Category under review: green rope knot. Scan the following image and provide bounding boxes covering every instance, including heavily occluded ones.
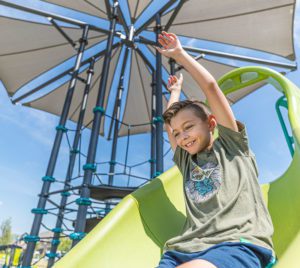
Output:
[70,149,80,154]
[93,106,105,114]
[153,116,164,124]
[56,125,68,133]
[148,158,156,163]
[76,197,92,206]
[42,176,55,182]
[109,160,117,166]
[83,163,97,172]
[69,232,86,241]
[24,235,40,243]
[51,239,60,246]
[31,208,48,214]
[46,252,59,258]
[61,191,71,197]
[52,228,63,233]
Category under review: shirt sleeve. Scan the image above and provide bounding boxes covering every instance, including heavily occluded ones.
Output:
[172,145,189,174]
[217,120,251,156]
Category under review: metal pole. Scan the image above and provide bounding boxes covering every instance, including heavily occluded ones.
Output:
[72,1,118,247]
[155,14,164,177]
[108,47,130,185]
[151,72,156,178]
[169,58,176,75]
[47,59,95,268]
[182,46,297,70]
[22,25,89,267]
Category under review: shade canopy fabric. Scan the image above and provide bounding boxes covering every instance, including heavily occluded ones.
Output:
[45,0,296,60]
[0,15,105,96]
[152,0,296,60]
[25,47,122,136]
[0,0,297,138]
[43,0,108,19]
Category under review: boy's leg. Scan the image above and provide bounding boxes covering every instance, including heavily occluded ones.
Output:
[176,259,217,268]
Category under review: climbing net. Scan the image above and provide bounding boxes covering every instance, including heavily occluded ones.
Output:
[23,109,172,263]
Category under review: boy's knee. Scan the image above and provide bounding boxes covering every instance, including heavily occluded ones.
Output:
[176,259,217,268]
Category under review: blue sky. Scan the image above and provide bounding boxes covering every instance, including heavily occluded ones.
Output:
[0,1,299,235]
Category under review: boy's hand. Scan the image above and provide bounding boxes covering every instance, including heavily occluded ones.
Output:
[167,73,183,94]
[156,31,184,60]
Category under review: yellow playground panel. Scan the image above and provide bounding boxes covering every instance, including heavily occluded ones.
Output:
[54,67,300,268]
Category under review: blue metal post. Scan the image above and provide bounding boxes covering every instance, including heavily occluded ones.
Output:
[72,1,118,247]
[154,14,164,177]
[47,59,95,267]
[22,25,89,267]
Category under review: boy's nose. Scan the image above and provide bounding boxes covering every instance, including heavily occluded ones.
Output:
[180,132,189,141]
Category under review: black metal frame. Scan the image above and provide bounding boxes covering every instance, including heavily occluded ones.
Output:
[47,58,95,268]
[22,24,90,267]
[72,0,119,247]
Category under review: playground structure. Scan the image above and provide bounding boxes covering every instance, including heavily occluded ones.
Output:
[0,0,298,267]
[54,66,300,267]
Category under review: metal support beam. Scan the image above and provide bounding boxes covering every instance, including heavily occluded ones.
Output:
[183,46,297,70]
[22,25,90,267]
[136,37,297,71]
[0,0,91,30]
[108,47,130,185]
[0,0,123,35]
[169,58,176,75]
[72,0,118,247]
[155,14,164,177]
[47,58,95,268]
[48,17,77,49]
[12,41,121,104]
[151,72,156,178]
[135,0,177,35]
[164,0,186,31]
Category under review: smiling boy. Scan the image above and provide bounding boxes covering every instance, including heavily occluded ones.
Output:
[155,32,276,268]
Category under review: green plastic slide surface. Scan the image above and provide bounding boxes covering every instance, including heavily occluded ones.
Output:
[54,67,300,268]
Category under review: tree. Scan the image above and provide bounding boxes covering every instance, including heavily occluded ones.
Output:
[58,237,72,253]
[0,218,12,245]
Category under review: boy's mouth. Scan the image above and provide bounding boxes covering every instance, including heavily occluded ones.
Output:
[185,140,196,148]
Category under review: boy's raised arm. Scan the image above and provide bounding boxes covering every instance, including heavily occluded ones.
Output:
[164,74,183,152]
[156,31,238,132]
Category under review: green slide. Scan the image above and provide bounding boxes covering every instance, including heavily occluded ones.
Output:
[54,67,300,268]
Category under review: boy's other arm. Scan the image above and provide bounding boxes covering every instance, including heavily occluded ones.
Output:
[157,32,238,132]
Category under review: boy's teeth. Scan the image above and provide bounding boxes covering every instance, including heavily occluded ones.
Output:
[186,141,194,147]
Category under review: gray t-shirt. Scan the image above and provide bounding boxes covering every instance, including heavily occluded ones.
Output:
[163,120,275,256]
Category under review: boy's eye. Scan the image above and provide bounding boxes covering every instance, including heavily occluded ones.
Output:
[185,125,193,130]
[173,132,179,138]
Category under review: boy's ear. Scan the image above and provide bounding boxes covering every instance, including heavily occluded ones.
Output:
[207,114,217,131]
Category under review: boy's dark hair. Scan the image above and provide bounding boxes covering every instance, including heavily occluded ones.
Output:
[163,100,211,125]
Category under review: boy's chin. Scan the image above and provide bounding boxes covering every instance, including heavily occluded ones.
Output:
[185,146,201,155]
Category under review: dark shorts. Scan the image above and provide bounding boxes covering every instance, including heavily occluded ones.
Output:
[156,242,276,268]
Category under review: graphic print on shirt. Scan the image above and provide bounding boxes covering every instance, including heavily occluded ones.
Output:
[185,160,222,203]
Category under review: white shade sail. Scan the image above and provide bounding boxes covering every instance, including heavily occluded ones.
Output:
[43,0,108,19]
[0,0,297,138]
[156,0,296,60]
[0,16,106,96]
[24,47,122,136]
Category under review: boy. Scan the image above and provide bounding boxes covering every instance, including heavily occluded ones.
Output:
[155,32,276,268]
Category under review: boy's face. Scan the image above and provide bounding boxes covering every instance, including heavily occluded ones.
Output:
[170,109,215,155]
